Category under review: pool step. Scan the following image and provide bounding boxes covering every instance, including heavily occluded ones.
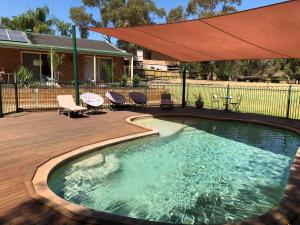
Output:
[63,154,120,200]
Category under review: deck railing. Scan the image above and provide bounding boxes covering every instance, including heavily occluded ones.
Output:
[1,82,300,120]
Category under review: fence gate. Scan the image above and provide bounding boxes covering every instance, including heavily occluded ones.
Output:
[0,82,18,117]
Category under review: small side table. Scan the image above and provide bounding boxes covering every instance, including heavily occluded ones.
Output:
[220,96,233,111]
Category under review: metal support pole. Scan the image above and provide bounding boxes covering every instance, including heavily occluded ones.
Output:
[0,82,3,118]
[130,56,134,83]
[72,25,80,105]
[14,82,19,113]
[93,55,97,82]
[50,50,54,81]
[225,84,230,111]
[286,85,292,119]
[182,64,187,108]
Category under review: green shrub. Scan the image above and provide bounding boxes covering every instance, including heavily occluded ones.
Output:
[16,66,33,87]
[120,74,128,86]
[132,75,141,87]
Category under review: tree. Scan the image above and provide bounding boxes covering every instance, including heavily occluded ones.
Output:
[54,19,72,37]
[167,6,186,23]
[186,0,242,18]
[121,0,166,26]
[282,59,300,83]
[0,6,54,34]
[49,49,65,81]
[70,0,165,44]
[69,6,93,38]
[0,6,72,37]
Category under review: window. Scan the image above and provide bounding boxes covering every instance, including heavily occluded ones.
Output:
[21,52,51,81]
[84,56,113,83]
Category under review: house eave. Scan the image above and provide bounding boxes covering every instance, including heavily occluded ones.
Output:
[0,41,132,57]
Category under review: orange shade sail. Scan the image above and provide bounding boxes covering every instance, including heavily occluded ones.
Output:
[88,0,300,62]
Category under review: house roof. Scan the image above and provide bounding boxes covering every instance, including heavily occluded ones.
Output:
[0,31,131,57]
[272,71,288,78]
[88,0,300,62]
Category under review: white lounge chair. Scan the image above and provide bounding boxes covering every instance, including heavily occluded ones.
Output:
[80,92,104,113]
[57,95,88,118]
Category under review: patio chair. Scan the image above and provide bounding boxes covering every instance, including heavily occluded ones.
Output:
[230,95,242,112]
[211,94,221,109]
[160,93,174,110]
[129,92,148,108]
[105,91,126,111]
[80,92,104,113]
[57,95,88,118]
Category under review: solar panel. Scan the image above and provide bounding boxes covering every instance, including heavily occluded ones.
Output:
[7,30,23,36]
[0,29,28,43]
[9,34,28,43]
[7,30,28,43]
[0,33,9,41]
[0,29,9,41]
[0,29,7,34]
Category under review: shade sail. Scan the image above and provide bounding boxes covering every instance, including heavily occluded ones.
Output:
[88,0,300,62]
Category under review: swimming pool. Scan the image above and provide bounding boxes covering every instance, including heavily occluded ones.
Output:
[48,117,300,225]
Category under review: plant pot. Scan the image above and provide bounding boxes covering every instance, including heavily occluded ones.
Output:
[195,101,204,108]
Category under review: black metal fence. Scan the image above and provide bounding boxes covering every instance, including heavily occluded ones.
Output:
[1,82,300,120]
[183,84,300,119]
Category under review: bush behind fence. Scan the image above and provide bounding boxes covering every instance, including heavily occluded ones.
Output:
[1,82,300,120]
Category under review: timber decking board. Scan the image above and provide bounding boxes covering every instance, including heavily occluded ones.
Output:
[0,108,300,225]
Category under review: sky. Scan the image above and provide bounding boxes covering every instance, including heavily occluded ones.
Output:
[0,0,287,40]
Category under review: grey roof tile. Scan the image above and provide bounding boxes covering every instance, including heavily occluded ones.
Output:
[28,33,123,53]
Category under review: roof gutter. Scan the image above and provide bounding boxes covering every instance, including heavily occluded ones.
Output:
[0,41,132,57]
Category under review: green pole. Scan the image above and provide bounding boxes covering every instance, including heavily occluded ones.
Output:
[182,64,187,108]
[286,85,292,119]
[72,25,79,105]
[225,84,230,111]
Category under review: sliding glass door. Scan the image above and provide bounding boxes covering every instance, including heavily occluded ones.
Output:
[22,52,51,81]
[22,53,41,80]
[97,58,113,83]
[83,57,94,81]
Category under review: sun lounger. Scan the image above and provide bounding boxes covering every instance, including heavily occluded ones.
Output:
[160,93,174,110]
[57,95,88,117]
[80,92,104,113]
[129,92,148,108]
[105,91,126,110]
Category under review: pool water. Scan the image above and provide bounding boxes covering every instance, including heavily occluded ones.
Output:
[49,117,300,225]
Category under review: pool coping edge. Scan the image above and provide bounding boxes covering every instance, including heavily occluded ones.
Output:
[30,113,300,225]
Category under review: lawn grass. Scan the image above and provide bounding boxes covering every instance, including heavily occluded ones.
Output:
[165,84,300,120]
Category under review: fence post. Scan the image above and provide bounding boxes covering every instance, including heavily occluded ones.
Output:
[225,84,230,111]
[182,65,187,108]
[14,82,19,113]
[286,85,292,119]
[186,83,190,106]
[0,82,3,118]
[72,25,80,105]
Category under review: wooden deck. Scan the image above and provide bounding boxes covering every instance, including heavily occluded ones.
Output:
[1,108,300,225]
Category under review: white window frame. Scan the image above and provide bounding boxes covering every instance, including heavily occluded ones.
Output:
[21,51,53,81]
[84,55,114,83]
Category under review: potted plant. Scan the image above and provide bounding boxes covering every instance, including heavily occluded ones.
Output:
[120,74,128,86]
[132,75,141,87]
[193,92,204,108]
[16,66,33,87]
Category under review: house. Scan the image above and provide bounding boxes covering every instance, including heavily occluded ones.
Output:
[271,71,289,83]
[0,29,132,83]
[134,49,179,71]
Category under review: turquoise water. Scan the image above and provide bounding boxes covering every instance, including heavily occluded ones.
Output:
[49,117,300,225]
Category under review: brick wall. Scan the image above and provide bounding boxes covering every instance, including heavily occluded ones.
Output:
[0,48,21,73]
[0,47,125,82]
